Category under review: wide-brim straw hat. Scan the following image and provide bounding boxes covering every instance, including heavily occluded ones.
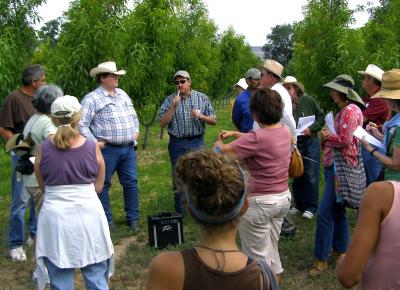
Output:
[324,75,365,108]
[283,76,305,94]
[358,64,384,82]
[371,69,400,100]
[89,61,126,78]
[261,59,284,80]
[5,133,32,153]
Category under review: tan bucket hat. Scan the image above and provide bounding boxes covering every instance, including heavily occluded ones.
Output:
[358,64,384,82]
[262,59,284,80]
[371,69,400,100]
[283,76,305,94]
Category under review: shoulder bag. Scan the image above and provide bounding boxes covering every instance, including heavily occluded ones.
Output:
[333,145,366,208]
[289,139,304,178]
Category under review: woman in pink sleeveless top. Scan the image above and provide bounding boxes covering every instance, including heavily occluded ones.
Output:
[336,181,400,289]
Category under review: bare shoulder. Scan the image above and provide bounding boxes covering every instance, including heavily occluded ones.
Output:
[147,251,184,290]
[362,181,394,216]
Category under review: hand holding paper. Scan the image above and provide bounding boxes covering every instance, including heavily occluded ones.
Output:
[353,126,384,150]
[296,115,315,136]
[325,112,336,135]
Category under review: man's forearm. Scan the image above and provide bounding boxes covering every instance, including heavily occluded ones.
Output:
[159,106,175,128]
[200,115,217,125]
[0,127,13,141]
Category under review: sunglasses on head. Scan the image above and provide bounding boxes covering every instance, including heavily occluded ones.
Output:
[175,79,187,85]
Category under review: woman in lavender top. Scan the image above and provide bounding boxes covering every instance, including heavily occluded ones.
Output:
[34,95,113,290]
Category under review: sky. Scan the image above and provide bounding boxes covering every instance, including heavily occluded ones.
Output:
[35,0,380,47]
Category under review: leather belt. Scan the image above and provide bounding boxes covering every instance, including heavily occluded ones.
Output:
[168,133,203,140]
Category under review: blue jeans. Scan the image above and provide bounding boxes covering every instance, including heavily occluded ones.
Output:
[99,144,139,224]
[314,165,349,260]
[9,153,37,249]
[168,135,204,213]
[292,136,320,213]
[44,257,109,290]
[361,146,382,186]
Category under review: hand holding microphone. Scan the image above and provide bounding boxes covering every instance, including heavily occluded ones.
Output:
[173,91,181,108]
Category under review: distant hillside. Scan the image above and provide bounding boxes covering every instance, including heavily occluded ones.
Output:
[251,46,264,59]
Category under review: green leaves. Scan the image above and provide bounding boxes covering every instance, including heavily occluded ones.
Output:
[263,24,293,67]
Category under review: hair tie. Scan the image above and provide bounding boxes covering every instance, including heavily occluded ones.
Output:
[185,166,247,224]
[58,124,71,128]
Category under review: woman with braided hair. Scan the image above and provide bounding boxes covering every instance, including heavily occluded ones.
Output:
[146,149,278,290]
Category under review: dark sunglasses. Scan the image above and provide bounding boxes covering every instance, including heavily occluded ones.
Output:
[175,80,187,85]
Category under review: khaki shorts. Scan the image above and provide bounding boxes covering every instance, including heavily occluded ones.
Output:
[238,189,291,275]
[25,187,44,218]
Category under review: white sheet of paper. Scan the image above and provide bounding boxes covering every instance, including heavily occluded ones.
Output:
[296,115,315,136]
[253,121,260,130]
[325,112,337,135]
[353,126,384,150]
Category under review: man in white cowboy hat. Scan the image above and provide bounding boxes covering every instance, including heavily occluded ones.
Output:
[358,64,390,185]
[159,70,216,214]
[258,59,296,136]
[0,64,46,262]
[80,61,140,232]
[283,76,324,220]
[232,68,261,132]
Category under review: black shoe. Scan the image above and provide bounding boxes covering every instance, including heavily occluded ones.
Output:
[127,221,140,233]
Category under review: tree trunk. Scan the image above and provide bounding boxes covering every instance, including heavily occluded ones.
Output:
[141,107,159,149]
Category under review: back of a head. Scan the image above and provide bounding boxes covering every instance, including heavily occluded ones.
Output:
[32,85,63,114]
[250,87,283,125]
[21,64,45,86]
[175,149,246,229]
[51,95,82,150]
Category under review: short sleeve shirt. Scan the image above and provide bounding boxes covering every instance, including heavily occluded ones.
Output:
[22,114,57,187]
[230,126,291,196]
[159,90,216,138]
[0,89,37,134]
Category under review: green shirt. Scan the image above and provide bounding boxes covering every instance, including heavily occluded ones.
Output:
[384,126,400,181]
[293,95,324,136]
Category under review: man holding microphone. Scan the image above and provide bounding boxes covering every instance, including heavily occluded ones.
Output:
[159,70,216,214]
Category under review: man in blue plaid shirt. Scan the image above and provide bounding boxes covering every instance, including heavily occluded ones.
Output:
[80,61,140,232]
[159,70,217,214]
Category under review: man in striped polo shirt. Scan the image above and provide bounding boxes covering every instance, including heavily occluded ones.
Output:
[159,70,217,214]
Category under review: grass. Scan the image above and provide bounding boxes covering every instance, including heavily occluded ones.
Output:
[0,108,355,289]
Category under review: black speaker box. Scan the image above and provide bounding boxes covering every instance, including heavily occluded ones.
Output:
[148,212,184,249]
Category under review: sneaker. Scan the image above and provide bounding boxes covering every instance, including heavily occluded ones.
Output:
[302,210,314,220]
[289,207,301,215]
[308,260,328,277]
[26,235,34,246]
[10,247,27,262]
